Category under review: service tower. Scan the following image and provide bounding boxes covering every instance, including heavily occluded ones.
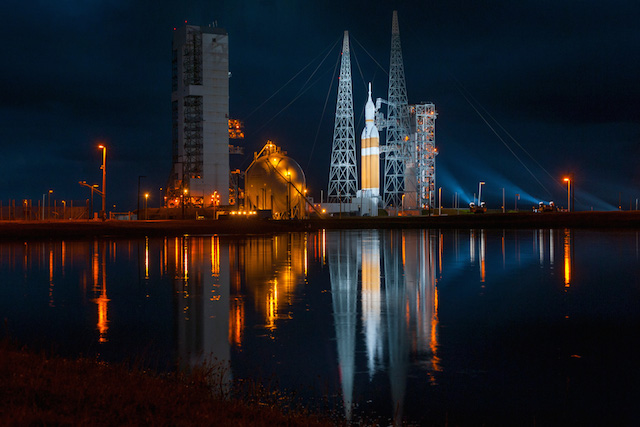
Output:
[358,83,380,216]
[166,24,230,207]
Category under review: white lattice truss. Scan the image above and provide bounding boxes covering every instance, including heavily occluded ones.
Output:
[383,11,411,208]
[327,31,358,203]
[413,104,438,208]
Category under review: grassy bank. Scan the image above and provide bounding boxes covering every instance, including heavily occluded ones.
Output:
[0,343,337,426]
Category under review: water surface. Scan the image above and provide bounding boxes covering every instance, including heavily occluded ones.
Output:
[1,229,639,424]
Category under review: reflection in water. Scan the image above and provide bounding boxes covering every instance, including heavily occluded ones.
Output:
[564,229,572,287]
[92,240,109,343]
[361,231,382,378]
[328,231,359,421]
[166,236,232,391]
[4,226,629,425]
[238,234,308,331]
[469,230,486,282]
[327,229,439,423]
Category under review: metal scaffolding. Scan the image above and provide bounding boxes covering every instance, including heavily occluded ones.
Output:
[412,104,437,209]
[183,95,203,181]
[327,31,358,203]
[383,11,411,208]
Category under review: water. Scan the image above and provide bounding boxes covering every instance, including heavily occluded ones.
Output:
[1,229,640,424]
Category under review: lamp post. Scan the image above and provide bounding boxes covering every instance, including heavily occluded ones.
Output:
[98,144,107,220]
[137,175,146,218]
[47,189,53,220]
[564,177,571,212]
[182,188,188,220]
[286,171,291,219]
[144,193,149,220]
[515,193,520,211]
[478,181,485,205]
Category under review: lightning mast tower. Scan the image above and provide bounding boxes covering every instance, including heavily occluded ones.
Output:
[383,11,411,208]
[328,31,358,203]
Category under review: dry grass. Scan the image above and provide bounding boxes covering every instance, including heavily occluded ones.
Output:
[0,342,338,426]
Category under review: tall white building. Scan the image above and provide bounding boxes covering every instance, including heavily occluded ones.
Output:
[167,24,229,207]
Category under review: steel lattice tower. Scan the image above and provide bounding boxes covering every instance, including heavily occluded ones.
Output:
[383,11,411,208]
[413,104,438,208]
[328,31,358,203]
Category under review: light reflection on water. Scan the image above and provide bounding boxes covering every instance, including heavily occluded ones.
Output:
[1,229,640,424]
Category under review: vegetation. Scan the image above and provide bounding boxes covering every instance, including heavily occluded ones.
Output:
[0,342,338,426]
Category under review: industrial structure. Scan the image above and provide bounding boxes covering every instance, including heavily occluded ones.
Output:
[245,141,307,219]
[327,11,438,215]
[166,24,230,208]
[327,31,358,204]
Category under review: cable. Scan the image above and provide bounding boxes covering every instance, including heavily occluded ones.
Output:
[242,36,341,121]
[307,52,341,170]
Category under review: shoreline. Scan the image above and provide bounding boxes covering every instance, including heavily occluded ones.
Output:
[1,211,640,240]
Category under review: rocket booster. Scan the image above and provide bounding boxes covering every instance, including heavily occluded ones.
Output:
[361,83,380,196]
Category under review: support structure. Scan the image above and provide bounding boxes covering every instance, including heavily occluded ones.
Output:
[383,11,411,208]
[328,31,358,204]
[412,104,437,209]
[167,24,230,208]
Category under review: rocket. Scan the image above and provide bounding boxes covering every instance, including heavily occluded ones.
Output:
[361,82,380,197]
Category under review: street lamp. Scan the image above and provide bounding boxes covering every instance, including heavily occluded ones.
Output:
[286,171,291,219]
[564,177,571,212]
[144,193,149,220]
[478,181,485,205]
[515,193,520,211]
[98,144,107,220]
[182,188,188,219]
[47,189,53,220]
[137,175,146,218]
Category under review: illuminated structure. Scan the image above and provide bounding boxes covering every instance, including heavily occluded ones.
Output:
[357,83,380,216]
[412,104,437,209]
[166,24,230,206]
[381,11,411,209]
[327,31,358,204]
[245,141,307,219]
[326,12,438,214]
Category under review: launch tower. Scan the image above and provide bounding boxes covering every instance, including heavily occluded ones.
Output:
[382,11,411,208]
[327,31,358,204]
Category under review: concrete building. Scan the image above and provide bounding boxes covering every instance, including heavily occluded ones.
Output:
[166,24,230,207]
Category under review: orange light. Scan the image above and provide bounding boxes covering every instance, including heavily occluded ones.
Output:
[563,177,570,182]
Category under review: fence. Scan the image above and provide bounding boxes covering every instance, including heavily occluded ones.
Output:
[0,199,93,220]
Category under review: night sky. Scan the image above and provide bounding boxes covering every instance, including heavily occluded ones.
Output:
[2,0,639,211]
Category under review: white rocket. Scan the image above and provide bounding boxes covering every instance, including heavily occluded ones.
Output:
[361,82,380,198]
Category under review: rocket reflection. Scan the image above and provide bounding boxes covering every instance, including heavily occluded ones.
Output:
[327,229,439,423]
[328,231,359,421]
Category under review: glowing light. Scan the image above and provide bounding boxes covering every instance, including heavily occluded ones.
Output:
[144,236,149,279]
[564,229,571,287]
[211,236,219,277]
